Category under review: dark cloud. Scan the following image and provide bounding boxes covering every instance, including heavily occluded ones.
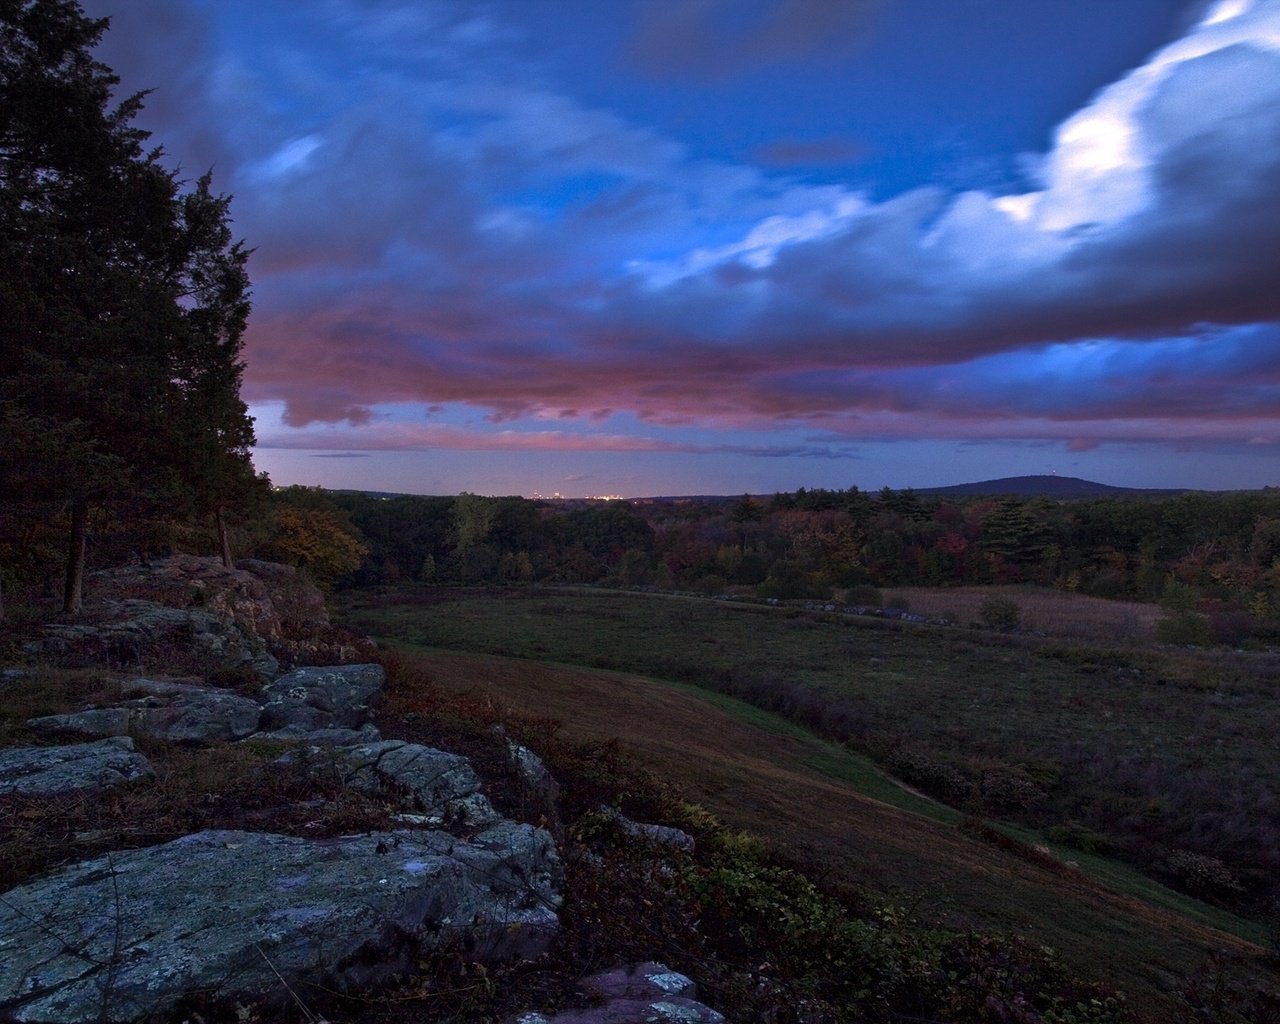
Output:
[753,137,865,166]
[83,0,1280,457]
[627,0,883,81]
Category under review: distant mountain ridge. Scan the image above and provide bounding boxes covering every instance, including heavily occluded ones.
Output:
[914,475,1187,499]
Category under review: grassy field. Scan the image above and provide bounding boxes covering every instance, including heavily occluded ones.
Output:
[336,585,1280,955]
[882,585,1164,641]
[364,639,1272,1021]
[338,585,1280,911]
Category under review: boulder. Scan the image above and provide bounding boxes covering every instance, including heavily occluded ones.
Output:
[28,686,263,745]
[337,740,502,828]
[509,963,725,1024]
[0,737,153,797]
[604,809,695,855]
[259,663,384,732]
[88,556,324,645]
[42,557,367,670]
[24,599,278,679]
[507,742,562,833]
[0,825,562,1024]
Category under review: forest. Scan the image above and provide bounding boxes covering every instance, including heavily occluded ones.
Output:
[7,473,1280,648]
[272,482,1280,644]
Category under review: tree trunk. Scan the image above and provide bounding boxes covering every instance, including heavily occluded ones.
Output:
[63,498,89,614]
[216,506,233,568]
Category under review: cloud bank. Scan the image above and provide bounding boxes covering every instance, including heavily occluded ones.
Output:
[86,0,1280,470]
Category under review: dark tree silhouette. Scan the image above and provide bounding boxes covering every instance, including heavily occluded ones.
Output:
[0,0,257,610]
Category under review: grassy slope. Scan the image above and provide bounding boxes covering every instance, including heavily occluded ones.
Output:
[356,628,1267,1021]
[341,587,1280,885]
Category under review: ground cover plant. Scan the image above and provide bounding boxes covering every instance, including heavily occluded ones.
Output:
[337,586,1280,932]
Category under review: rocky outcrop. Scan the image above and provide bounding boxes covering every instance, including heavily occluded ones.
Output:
[89,556,326,643]
[23,666,386,749]
[259,663,384,732]
[0,737,153,797]
[0,825,562,1024]
[604,809,696,855]
[25,557,370,674]
[28,684,264,745]
[25,599,279,678]
[510,963,725,1024]
[334,740,503,828]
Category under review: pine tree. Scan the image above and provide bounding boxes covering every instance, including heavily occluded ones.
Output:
[0,0,257,611]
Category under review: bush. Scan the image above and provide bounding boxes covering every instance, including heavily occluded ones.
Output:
[1165,849,1244,905]
[1046,822,1113,856]
[979,594,1021,631]
[1154,611,1212,646]
[845,584,883,607]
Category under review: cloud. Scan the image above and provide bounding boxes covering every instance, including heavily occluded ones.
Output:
[627,0,883,81]
[255,419,852,459]
[86,0,1280,458]
[753,137,865,166]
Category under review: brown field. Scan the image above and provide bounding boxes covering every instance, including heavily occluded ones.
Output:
[390,643,1270,1022]
[882,585,1164,640]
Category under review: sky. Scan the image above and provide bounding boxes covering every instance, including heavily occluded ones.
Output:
[83,0,1280,497]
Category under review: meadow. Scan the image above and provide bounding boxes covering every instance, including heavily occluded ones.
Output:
[337,585,1280,936]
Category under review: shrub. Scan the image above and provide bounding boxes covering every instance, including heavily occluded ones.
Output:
[845,584,883,607]
[888,746,972,804]
[1165,849,1244,905]
[1154,611,1212,646]
[979,594,1021,631]
[1046,822,1113,856]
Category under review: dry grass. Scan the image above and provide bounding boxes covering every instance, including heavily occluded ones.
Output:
[882,586,1164,640]
[391,643,1271,1023]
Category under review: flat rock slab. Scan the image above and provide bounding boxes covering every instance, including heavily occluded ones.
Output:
[0,824,562,1024]
[338,740,502,828]
[27,687,263,745]
[511,963,725,1024]
[0,737,153,797]
[259,663,384,732]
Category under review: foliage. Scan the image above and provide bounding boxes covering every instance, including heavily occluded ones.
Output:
[979,593,1022,631]
[1155,611,1213,646]
[0,0,256,609]
[258,487,367,587]
[321,485,1280,647]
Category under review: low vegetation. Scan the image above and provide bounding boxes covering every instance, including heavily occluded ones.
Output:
[338,586,1280,935]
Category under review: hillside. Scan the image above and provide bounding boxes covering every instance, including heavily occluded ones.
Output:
[914,474,1188,499]
[386,643,1263,1022]
[339,584,1280,1021]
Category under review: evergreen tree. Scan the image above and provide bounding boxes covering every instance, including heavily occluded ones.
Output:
[0,0,256,609]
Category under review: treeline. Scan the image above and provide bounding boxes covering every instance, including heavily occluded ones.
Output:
[10,478,1280,643]
[285,484,1280,642]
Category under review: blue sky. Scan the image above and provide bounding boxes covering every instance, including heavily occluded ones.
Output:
[86,0,1280,495]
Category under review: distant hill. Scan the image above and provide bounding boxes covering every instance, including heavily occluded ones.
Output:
[915,475,1187,499]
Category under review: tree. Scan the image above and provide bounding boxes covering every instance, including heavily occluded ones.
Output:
[0,1,256,610]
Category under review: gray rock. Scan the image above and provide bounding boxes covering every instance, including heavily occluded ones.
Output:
[605,809,695,855]
[28,686,263,745]
[337,740,502,828]
[248,723,382,746]
[0,825,562,1024]
[25,599,277,678]
[259,664,384,732]
[0,737,153,797]
[508,963,724,1024]
[509,743,560,808]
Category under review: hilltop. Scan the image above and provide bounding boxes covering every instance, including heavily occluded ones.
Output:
[913,474,1189,499]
